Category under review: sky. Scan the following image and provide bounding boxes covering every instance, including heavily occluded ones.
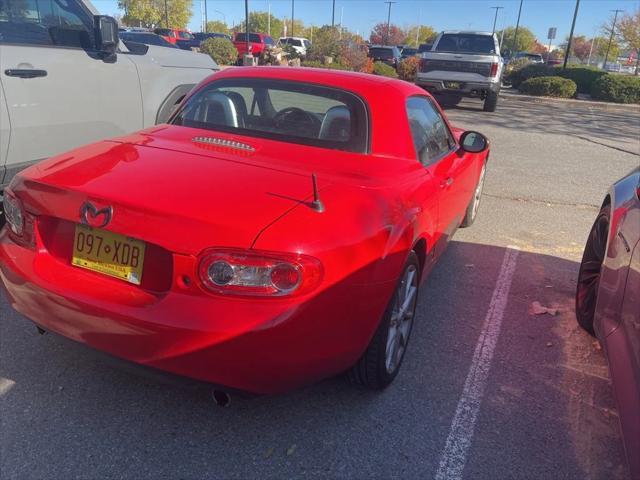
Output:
[94,0,639,46]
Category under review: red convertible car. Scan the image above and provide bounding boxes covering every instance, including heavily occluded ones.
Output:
[576,167,640,478]
[0,67,489,396]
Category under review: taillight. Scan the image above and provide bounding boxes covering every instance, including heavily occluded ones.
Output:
[420,58,428,72]
[3,191,35,249]
[490,62,498,77]
[4,192,24,236]
[198,249,322,297]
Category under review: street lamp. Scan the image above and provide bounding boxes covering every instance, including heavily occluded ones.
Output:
[490,6,504,35]
[603,9,624,69]
[384,1,396,46]
[562,0,580,69]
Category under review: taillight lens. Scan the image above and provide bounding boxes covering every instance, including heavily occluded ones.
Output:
[198,249,322,297]
[4,192,24,236]
[490,62,498,77]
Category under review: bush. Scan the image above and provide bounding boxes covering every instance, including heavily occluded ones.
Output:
[556,66,607,94]
[397,57,420,82]
[503,57,531,84]
[338,43,370,73]
[301,60,352,70]
[282,44,301,60]
[590,74,640,104]
[306,25,341,62]
[200,37,237,65]
[372,61,398,78]
[519,76,577,98]
[510,63,556,88]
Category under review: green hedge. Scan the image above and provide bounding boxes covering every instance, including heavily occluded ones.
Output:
[519,76,577,98]
[556,66,608,94]
[199,37,238,65]
[301,60,352,70]
[591,74,640,104]
[510,64,556,88]
[372,61,398,78]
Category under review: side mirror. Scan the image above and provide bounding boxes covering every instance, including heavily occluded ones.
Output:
[94,15,119,56]
[459,131,488,153]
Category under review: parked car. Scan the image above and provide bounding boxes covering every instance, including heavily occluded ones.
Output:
[604,62,622,72]
[194,32,232,43]
[0,0,218,197]
[278,36,311,56]
[401,47,418,59]
[1,67,489,397]
[513,52,544,64]
[173,31,202,51]
[368,45,402,69]
[233,32,276,58]
[416,31,504,112]
[119,31,177,48]
[153,28,195,46]
[575,167,640,479]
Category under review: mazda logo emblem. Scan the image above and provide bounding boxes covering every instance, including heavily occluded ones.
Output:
[79,201,112,228]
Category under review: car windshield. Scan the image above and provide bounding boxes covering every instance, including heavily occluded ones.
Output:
[171,78,368,153]
[435,34,496,54]
[369,47,393,58]
[235,33,261,43]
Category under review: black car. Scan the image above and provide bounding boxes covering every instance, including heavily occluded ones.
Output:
[368,45,402,69]
[119,31,177,48]
[401,47,418,59]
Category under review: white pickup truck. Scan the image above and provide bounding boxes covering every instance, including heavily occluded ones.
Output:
[0,0,218,194]
[415,31,503,112]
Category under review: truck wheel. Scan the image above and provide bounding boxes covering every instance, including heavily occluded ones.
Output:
[483,91,499,112]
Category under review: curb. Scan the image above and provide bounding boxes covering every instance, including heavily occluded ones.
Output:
[500,89,640,113]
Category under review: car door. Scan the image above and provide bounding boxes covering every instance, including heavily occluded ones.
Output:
[0,0,143,184]
[405,96,471,240]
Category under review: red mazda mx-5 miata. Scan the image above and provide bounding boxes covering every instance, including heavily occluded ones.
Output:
[1,67,489,395]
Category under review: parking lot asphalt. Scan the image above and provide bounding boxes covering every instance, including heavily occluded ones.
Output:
[1,95,639,479]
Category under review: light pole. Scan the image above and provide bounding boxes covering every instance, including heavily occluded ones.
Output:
[332,0,336,27]
[244,0,249,57]
[415,9,420,47]
[603,9,623,69]
[490,6,504,35]
[290,0,295,37]
[512,0,523,55]
[384,1,396,45]
[268,3,271,36]
[204,0,208,32]
[562,0,580,70]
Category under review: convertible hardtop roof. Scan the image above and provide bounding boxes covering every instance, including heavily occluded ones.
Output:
[206,66,423,101]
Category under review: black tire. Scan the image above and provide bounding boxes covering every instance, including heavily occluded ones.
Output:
[575,205,610,336]
[349,251,420,389]
[460,163,486,228]
[483,90,499,112]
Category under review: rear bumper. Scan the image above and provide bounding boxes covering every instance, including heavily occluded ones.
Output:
[0,228,391,395]
[415,77,500,95]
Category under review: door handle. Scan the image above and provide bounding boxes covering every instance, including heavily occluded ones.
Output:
[441,177,454,188]
[5,69,47,79]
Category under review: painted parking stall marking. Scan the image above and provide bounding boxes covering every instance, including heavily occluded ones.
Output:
[435,246,520,480]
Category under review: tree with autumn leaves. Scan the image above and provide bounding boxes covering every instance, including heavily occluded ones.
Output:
[369,23,436,47]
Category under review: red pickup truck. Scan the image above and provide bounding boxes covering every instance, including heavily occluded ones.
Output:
[233,32,276,57]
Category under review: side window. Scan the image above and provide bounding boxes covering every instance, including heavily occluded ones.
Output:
[0,0,94,48]
[406,96,455,166]
[264,36,274,46]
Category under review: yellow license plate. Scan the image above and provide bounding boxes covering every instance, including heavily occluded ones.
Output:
[444,81,461,89]
[71,224,146,285]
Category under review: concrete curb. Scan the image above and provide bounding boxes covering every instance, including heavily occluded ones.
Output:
[500,89,640,113]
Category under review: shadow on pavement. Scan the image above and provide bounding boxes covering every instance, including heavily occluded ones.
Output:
[0,241,630,479]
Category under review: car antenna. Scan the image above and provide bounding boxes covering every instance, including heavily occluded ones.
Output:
[311,173,325,213]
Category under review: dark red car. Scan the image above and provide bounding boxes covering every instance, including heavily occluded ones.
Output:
[233,32,275,58]
[576,167,640,478]
[1,67,489,396]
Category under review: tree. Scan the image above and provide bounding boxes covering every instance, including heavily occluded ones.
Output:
[570,35,592,61]
[306,25,341,61]
[403,25,437,47]
[617,10,640,74]
[369,22,406,45]
[206,20,230,35]
[497,26,536,53]
[592,35,620,62]
[531,40,547,54]
[119,0,192,29]
[235,11,283,37]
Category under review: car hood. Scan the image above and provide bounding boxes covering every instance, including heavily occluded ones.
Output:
[13,131,332,255]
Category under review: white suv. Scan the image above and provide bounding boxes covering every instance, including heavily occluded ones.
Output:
[278,37,311,56]
[0,0,218,194]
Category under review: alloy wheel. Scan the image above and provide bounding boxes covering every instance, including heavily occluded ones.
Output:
[385,264,418,374]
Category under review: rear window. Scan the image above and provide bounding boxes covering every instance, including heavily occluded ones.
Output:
[235,33,261,43]
[435,34,496,54]
[178,31,194,39]
[171,78,369,153]
[369,47,393,59]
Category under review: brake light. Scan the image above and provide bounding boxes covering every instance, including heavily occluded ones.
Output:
[490,62,498,77]
[198,249,322,297]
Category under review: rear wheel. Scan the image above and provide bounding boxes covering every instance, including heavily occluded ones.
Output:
[483,90,499,112]
[349,252,419,389]
[576,205,610,336]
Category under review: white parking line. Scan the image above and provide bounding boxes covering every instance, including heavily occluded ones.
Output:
[435,246,520,480]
